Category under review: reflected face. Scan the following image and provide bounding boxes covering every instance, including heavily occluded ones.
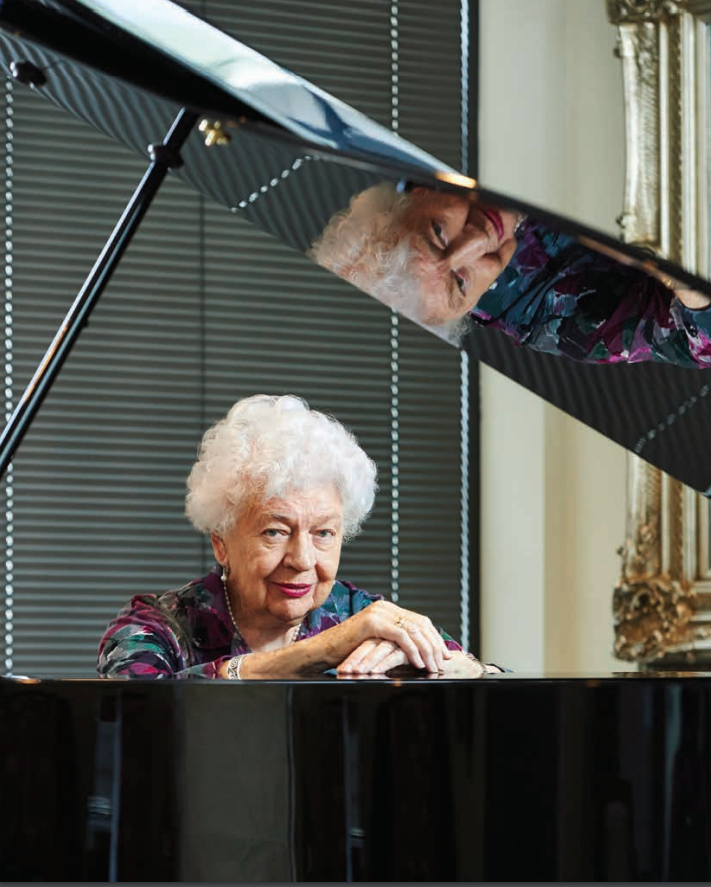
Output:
[402,188,520,324]
[309,180,523,337]
[211,485,344,632]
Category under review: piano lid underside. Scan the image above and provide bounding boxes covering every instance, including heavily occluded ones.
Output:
[0,30,710,493]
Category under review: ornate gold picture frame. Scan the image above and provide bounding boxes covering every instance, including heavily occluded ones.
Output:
[608,0,711,666]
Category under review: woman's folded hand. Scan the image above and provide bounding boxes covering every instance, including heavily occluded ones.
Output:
[336,638,409,675]
[232,600,464,679]
[336,638,491,679]
[341,600,452,673]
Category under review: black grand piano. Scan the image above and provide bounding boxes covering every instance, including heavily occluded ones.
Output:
[2,0,711,881]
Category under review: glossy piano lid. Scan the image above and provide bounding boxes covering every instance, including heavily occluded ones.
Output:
[1,0,711,493]
[0,0,456,175]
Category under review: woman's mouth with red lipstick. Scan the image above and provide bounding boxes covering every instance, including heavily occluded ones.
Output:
[481,207,505,242]
[274,582,312,598]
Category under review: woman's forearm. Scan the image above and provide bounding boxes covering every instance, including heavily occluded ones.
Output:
[219,625,362,679]
[219,600,456,679]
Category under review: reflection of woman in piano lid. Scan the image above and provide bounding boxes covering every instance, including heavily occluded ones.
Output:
[310,182,711,367]
[97,395,502,680]
[310,182,520,341]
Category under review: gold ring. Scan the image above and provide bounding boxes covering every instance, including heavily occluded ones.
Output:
[395,616,410,630]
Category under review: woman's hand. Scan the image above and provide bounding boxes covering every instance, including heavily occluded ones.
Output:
[438,651,489,678]
[337,640,492,679]
[224,600,453,679]
[675,287,711,310]
[337,638,409,675]
[342,600,452,673]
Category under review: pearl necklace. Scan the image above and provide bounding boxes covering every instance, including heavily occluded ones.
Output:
[223,581,302,647]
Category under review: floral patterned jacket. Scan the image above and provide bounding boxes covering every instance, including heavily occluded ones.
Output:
[473,219,711,367]
[97,565,463,679]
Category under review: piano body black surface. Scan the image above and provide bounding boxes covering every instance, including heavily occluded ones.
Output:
[2,673,711,882]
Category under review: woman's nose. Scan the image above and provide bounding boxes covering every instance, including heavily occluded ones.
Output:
[284,534,315,571]
[447,225,497,267]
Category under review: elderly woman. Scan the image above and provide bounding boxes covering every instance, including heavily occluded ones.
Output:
[98,394,498,679]
[310,181,711,366]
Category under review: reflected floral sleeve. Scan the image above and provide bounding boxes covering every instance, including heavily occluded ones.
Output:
[473,219,711,367]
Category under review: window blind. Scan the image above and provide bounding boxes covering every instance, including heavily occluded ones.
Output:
[3,0,470,677]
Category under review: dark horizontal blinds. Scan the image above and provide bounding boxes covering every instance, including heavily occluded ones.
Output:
[6,105,206,675]
[3,0,467,677]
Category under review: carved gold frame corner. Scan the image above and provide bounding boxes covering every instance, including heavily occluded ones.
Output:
[607,0,711,666]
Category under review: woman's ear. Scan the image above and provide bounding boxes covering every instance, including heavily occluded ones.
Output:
[210,533,226,564]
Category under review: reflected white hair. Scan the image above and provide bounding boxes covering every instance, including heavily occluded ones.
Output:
[309,181,470,344]
[185,394,378,539]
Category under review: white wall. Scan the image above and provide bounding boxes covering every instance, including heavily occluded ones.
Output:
[478,0,628,673]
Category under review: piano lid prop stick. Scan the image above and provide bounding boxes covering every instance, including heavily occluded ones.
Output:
[0,106,200,478]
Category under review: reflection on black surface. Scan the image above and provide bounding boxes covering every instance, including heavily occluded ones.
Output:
[1,0,711,499]
[0,682,81,880]
[367,688,458,880]
[4,678,711,879]
[85,695,121,881]
[310,181,523,340]
[666,687,711,880]
[291,691,350,881]
[310,181,711,356]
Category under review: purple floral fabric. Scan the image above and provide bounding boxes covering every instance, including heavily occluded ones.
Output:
[473,219,711,367]
[97,564,463,679]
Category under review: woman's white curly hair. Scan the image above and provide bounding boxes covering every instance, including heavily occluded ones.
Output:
[185,395,378,540]
[309,181,470,344]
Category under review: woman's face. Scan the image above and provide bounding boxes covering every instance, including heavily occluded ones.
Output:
[401,188,520,324]
[211,485,344,632]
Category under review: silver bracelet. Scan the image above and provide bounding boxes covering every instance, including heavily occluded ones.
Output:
[226,654,248,680]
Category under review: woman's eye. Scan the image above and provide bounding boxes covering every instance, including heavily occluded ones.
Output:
[316,529,333,538]
[432,220,446,248]
[263,528,283,538]
[453,272,466,295]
